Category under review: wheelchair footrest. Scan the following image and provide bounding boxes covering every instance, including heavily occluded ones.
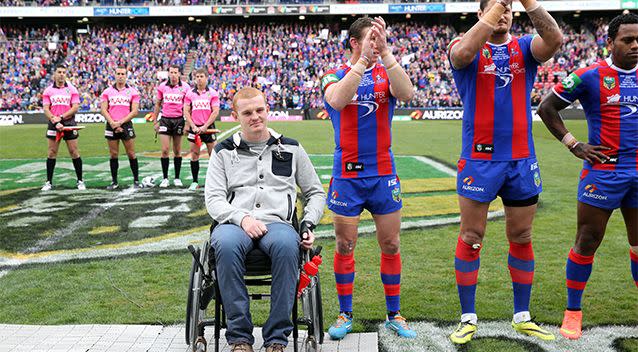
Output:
[250,293,271,300]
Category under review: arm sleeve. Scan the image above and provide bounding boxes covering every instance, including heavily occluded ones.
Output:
[100,90,109,103]
[131,88,141,104]
[320,69,343,95]
[295,144,326,226]
[210,91,221,108]
[204,149,249,226]
[70,87,80,104]
[552,67,589,104]
[42,88,51,106]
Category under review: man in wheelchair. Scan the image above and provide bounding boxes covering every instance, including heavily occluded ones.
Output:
[205,87,326,352]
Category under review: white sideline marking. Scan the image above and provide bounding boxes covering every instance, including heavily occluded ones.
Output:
[411,156,457,177]
[379,321,638,352]
[199,125,240,152]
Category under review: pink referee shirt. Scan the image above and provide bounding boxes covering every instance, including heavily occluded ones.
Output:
[184,87,220,126]
[42,83,80,117]
[101,85,140,122]
[157,80,190,118]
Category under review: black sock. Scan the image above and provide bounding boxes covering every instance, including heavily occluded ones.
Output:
[109,158,119,184]
[191,160,200,183]
[387,310,400,320]
[161,157,169,179]
[129,158,139,182]
[340,311,353,319]
[46,158,56,183]
[174,157,182,179]
[72,157,83,181]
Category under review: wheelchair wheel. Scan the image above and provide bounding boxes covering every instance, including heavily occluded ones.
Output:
[301,272,324,349]
[186,243,209,352]
[185,246,200,346]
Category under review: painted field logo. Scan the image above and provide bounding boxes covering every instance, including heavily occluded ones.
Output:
[0,155,504,269]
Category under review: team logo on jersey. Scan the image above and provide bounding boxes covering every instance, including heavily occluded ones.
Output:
[463,176,474,185]
[391,186,401,203]
[481,63,513,88]
[604,93,638,117]
[482,48,491,59]
[510,47,519,57]
[603,76,616,90]
[375,74,386,84]
[561,73,582,93]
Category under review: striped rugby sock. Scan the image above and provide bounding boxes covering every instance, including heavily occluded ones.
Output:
[334,252,355,313]
[566,248,594,310]
[508,241,535,315]
[455,237,481,317]
[630,249,638,288]
[380,252,401,315]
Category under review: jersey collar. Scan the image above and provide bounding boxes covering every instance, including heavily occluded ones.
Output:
[605,56,638,74]
[346,59,374,73]
[487,34,512,47]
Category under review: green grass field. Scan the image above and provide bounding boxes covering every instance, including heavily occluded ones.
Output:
[0,121,636,351]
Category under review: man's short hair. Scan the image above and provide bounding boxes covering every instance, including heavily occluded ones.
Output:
[55,64,67,71]
[116,65,127,72]
[169,64,181,72]
[348,17,374,42]
[194,68,208,77]
[608,13,638,40]
[232,87,266,111]
[479,0,491,11]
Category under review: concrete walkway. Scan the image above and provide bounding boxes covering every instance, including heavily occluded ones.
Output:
[0,325,378,352]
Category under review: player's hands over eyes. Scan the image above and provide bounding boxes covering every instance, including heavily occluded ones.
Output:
[571,143,611,164]
[371,17,390,57]
[241,216,268,239]
[300,230,315,250]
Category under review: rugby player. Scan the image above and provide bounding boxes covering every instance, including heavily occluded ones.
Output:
[537,13,638,340]
[41,64,84,191]
[184,68,220,191]
[100,66,141,190]
[321,16,416,339]
[446,0,562,343]
[152,64,190,188]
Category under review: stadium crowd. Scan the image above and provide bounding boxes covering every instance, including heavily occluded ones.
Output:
[0,17,610,112]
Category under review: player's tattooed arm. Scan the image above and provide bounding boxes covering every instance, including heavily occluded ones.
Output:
[537,93,610,164]
[527,5,563,62]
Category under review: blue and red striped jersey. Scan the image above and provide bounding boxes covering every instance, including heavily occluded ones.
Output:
[321,62,397,179]
[449,35,539,161]
[553,58,638,171]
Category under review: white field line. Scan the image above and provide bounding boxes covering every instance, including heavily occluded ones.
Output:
[199,125,240,152]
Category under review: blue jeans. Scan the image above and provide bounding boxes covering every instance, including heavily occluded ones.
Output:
[211,222,300,347]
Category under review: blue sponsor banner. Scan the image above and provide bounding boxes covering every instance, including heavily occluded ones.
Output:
[388,3,446,13]
[94,7,149,16]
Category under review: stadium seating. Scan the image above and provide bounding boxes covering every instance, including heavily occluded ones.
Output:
[0,18,609,112]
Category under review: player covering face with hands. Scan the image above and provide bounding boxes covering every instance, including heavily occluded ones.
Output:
[321,16,416,340]
[447,0,562,344]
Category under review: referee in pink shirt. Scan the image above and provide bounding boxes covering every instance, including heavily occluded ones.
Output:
[152,65,191,188]
[100,66,142,190]
[41,64,84,191]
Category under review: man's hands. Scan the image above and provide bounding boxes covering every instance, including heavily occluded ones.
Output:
[570,143,611,164]
[241,215,268,239]
[370,17,390,58]
[299,221,316,250]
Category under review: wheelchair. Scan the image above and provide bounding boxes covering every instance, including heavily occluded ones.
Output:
[185,218,324,352]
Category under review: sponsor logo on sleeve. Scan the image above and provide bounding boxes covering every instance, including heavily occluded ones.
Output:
[561,73,582,93]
